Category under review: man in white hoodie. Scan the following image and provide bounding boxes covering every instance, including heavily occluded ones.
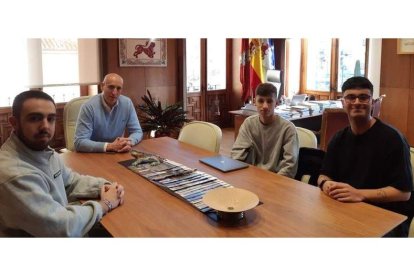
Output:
[0,90,125,237]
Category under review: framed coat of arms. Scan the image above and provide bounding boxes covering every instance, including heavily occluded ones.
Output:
[397,39,414,54]
[119,39,167,67]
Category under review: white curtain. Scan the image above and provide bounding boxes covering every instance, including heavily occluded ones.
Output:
[0,38,101,106]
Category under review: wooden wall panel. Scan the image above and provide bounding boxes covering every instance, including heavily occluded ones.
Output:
[0,109,11,145]
[101,39,179,107]
[145,86,177,107]
[49,104,65,149]
[0,104,65,149]
[273,39,286,71]
[230,39,243,114]
[380,39,411,88]
[379,87,409,134]
[407,88,414,144]
[411,57,414,89]
[206,92,229,127]
[380,39,414,146]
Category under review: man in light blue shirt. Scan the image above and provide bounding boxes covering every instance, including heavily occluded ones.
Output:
[74,73,143,152]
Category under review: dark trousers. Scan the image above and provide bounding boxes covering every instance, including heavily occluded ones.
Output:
[383,216,412,237]
[87,222,112,237]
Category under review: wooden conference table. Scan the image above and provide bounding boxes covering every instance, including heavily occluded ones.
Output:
[61,137,406,237]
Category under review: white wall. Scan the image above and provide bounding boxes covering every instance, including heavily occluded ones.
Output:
[232,38,242,95]
[287,38,301,97]
[368,39,382,98]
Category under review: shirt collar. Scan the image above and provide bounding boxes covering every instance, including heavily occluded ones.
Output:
[100,93,119,112]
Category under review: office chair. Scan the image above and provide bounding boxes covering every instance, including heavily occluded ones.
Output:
[409,219,414,237]
[372,94,386,118]
[319,108,349,152]
[409,147,414,237]
[178,121,222,153]
[266,69,284,104]
[63,96,92,151]
[296,127,318,149]
[295,147,325,186]
[410,147,414,179]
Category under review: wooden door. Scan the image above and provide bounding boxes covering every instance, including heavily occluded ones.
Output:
[184,39,231,127]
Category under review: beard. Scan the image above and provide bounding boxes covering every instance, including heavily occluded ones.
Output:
[15,129,52,151]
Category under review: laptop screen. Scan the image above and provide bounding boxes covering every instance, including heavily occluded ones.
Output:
[291,94,308,106]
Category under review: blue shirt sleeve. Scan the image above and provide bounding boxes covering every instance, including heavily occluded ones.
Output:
[74,104,107,152]
[126,99,143,145]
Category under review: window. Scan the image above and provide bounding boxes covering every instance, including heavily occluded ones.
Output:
[207,38,226,91]
[290,38,368,99]
[186,38,201,93]
[41,39,79,85]
[306,39,331,91]
[42,85,81,103]
[337,39,366,89]
[184,39,228,123]
[186,38,227,93]
[0,38,100,107]
[41,38,80,103]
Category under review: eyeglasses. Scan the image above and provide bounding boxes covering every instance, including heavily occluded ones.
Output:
[343,94,371,103]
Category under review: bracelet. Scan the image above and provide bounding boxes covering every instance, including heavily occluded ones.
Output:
[319,179,328,191]
[102,199,113,213]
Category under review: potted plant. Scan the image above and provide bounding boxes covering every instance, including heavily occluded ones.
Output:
[136,90,190,138]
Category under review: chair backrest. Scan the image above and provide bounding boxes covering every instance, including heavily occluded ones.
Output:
[372,94,386,118]
[319,108,349,152]
[178,121,222,153]
[266,69,283,103]
[63,96,92,151]
[295,147,325,186]
[410,147,414,178]
[410,218,414,237]
[409,147,414,237]
[296,127,317,149]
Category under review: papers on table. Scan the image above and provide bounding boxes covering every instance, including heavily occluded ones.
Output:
[308,100,342,111]
[123,156,234,213]
[238,100,342,119]
[297,102,319,110]
[275,104,311,118]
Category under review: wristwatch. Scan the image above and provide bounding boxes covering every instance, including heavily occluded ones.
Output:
[319,179,328,191]
[102,199,113,212]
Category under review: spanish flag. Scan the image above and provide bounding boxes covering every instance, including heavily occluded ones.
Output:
[240,39,275,102]
[249,38,265,99]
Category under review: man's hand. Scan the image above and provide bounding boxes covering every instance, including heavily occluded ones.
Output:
[99,182,125,214]
[321,180,408,203]
[326,182,365,202]
[107,137,132,153]
[115,183,125,205]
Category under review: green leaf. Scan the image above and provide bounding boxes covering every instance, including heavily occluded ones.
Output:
[135,90,190,134]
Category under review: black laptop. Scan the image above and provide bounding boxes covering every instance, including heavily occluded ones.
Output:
[199,155,249,172]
